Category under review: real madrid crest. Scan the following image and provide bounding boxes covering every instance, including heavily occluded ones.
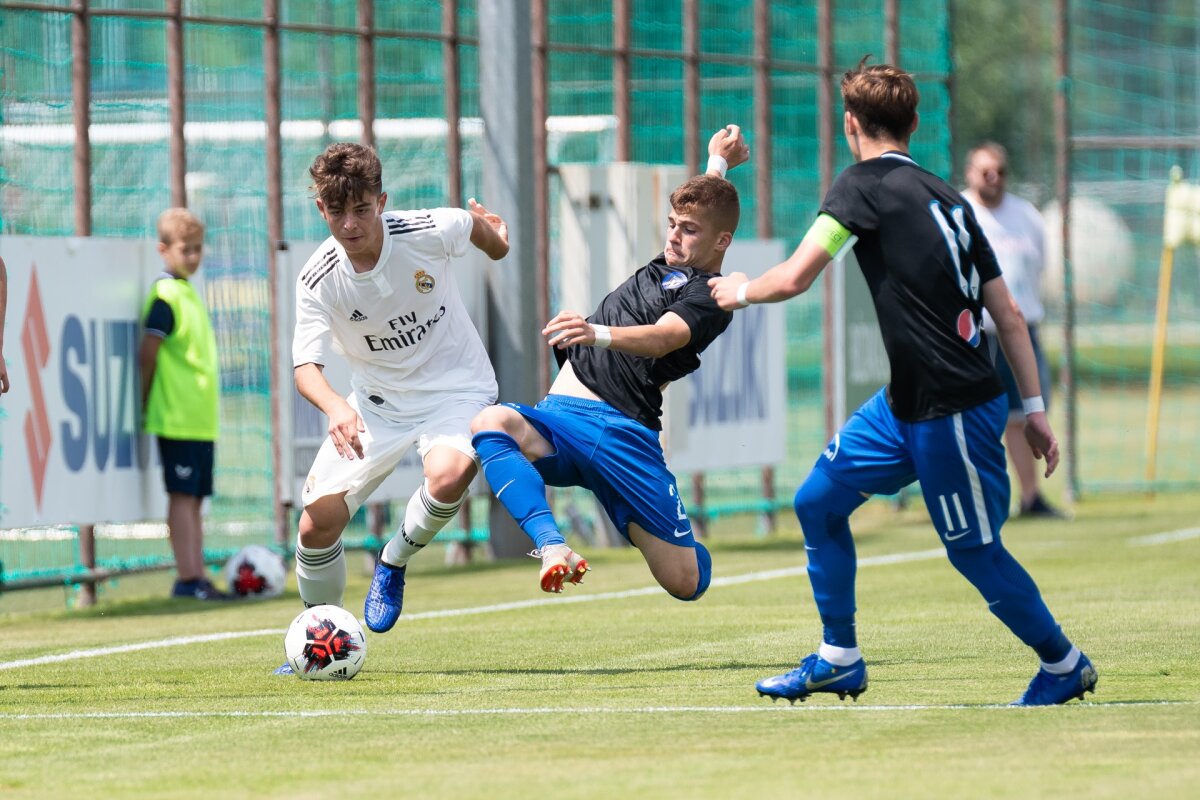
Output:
[414,270,435,294]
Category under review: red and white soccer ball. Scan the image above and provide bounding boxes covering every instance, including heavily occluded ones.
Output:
[283,604,368,681]
[223,544,287,599]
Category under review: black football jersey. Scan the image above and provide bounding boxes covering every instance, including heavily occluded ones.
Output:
[558,254,733,430]
[822,152,1005,422]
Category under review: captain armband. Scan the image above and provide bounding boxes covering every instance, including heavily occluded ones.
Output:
[804,214,859,261]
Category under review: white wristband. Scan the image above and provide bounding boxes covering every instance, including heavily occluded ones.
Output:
[735,282,751,308]
[706,154,729,178]
[1022,395,1046,416]
[591,324,612,348]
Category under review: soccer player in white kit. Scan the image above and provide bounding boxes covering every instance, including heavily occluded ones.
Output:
[277,143,509,673]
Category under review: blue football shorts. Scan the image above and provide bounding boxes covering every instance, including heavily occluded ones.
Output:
[814,388,1010,549]
[503,395,696,546]
[157,436,215,498]
[988,325,1052,421]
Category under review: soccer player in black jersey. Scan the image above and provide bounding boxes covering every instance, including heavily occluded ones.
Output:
[710,59,1096,706]
[470,125,749,602]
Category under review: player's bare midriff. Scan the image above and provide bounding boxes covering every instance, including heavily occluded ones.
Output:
[547,360,603,401]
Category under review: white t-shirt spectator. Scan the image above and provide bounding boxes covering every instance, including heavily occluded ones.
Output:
[966,192,1046,330]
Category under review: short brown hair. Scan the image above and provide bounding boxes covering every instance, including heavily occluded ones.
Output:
[157,207,204,244]
[309,142,383,207]
[669,175,740,234]
[840,57,919,142]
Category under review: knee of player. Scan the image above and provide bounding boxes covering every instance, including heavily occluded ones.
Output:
[668,542,712,602]
[792,480,821,517]
[298,513,345,550]
[425,463,475,500]
[470,404,520,437]
[793,469,866,522]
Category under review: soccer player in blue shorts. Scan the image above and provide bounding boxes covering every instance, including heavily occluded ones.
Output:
[469,125,749,601]
[710,59,1096,706]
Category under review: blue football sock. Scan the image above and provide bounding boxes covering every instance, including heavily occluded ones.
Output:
[794,469,869,648]
[946,541,1071,661]
[472,430,564,550]
[1033,627,1073,666]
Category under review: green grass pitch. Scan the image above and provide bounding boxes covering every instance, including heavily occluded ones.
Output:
[1,492,1198,799]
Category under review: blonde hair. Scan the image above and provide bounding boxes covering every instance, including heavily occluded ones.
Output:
[157,207,205,244]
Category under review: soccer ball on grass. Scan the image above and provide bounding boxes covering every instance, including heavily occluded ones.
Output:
[283,604,367,680]
[223,544,287,598]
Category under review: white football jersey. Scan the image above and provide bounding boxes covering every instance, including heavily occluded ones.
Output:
[293,207,497,419]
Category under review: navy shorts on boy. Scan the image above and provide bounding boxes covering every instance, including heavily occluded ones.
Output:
[815,388,1010,549]
[157,437,215,498]
[988,326,1052,417]
[504,395,696,546]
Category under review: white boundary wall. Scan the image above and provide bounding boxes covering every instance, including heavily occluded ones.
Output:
[0,236,163,528]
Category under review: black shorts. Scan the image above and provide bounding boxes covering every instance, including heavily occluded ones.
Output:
[157,437,215,498]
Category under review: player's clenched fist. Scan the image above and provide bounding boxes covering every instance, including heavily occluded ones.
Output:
[542,310,598,349]
[708,272,750,311]
[708,124,750,171]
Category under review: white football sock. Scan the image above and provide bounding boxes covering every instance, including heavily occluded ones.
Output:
[819,642,863,666]
[381,481,467,567]
[1041,645,1081,675]
[295,539,346,607]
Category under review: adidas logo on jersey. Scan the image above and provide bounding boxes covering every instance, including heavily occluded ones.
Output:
[349,309,367,322]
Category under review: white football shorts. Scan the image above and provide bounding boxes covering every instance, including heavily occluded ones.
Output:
[301,392,491,517]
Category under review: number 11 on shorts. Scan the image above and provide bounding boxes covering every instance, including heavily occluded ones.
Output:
[938,492,969,537]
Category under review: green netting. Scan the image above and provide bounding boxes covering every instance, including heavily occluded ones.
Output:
[1069,0,1200,492]
[0,0,955,587]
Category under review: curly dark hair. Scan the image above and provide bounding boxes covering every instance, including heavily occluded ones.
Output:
[309,142,384,207]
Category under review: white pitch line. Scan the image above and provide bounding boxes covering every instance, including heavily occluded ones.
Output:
[0,527,1181,674]
[0,630,281,671]
[1,701,1194,721]
[1128,527,1200,547]
[0,549,946,673]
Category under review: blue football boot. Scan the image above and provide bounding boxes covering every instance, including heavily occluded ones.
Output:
[756,652,868,704]
[1012,653,1097,706]
[363,556,407,633]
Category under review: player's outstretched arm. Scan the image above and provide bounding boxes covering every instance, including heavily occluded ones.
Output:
[542,310,690,358]
[295,362,366,460]
[467,198,510,261]
[982,277,1060,477]
[706,124,750,175]
[709,236,832,311]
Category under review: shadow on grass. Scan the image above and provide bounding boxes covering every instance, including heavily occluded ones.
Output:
[390,662,789,677]
[60,594,294,620]
[370,657,909,677]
